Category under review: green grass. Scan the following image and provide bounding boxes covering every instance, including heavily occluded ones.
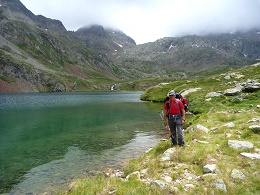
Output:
[58,63,260,195]
[59,176,168,195]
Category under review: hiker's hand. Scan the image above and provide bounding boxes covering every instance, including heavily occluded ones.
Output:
[164,120,167,126]
[167,126,171,136]
[182,119,185,124]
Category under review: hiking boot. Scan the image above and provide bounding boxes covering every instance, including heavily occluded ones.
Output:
[179,144,185,148]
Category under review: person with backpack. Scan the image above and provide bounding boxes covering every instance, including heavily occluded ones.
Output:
[163,90,186,147]
[176,93,189,112]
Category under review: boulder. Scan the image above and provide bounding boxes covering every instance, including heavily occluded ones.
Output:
[240,153,260,160]
[228,140,254,150]
[196,124,209,133]
[249,125,260,133]
[161,148,176,161]
[212,179,227,192]
[223,88,241,96]
[203,164,217,174]
[126,171,140,180]
[205,92,222,98]
[242,79,260,92]
[223,122,235,128]
[152,180,167,189]
[231,169,246,180]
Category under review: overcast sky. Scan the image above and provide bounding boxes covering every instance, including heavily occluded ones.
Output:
[20,0,260,44]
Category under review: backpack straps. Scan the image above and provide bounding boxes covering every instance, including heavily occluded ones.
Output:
[175,99,181,115]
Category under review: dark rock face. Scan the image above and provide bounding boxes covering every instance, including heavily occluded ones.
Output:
[76,25,108,38]
[0,58,64,92]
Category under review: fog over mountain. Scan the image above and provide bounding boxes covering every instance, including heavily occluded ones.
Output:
[20,0,260,44]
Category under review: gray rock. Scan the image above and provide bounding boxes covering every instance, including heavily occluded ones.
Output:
[231,169,246,180]
[249,125,260,133]
[126,171,140,180]
[224,75,231,80]
[152,180,167,189]
[203,164,216,174]
[223,88,241,96]
[235,83,244,90]
[240,153,260,160]
[212,179,227,192]
[205,92,222,98]
[115,170,124,178]
[181,88,202,97]
[242,79,260,92]
[228,140,254,150]
[184,184,195,189]
[140,169,149,178]
[196,124,209,133]
[224,122,235,128]
[161,148,175,161]
[247,117,260,123]
[52,83,66,92]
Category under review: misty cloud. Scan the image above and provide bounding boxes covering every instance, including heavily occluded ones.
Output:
[20,0,260,44]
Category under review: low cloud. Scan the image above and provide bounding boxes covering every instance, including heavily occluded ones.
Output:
[21,0,260,44]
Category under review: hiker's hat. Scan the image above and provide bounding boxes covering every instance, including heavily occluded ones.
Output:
[168,90,175,96]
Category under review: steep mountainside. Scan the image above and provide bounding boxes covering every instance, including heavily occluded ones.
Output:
[116,32,260,78]
[0,0,260,92]
[0,0,134,92]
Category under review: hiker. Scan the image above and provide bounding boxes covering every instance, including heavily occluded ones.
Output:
[163,90,186,147]
[176,93,189,112]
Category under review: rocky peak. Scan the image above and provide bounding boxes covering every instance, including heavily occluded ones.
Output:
[34,15,66,32]
[76,24,108,38]
[105,28,136,46]
[2,0,33,17]
[1,0,66,32]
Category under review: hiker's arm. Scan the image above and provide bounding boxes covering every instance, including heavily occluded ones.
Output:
[181,108,185,122]
[163,109,167,126]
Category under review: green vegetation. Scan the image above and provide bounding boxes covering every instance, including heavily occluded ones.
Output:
[58,63,260,194]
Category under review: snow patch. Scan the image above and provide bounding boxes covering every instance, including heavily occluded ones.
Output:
[192,44,199,47]
[113,41,123,48]
[167,44,176,51]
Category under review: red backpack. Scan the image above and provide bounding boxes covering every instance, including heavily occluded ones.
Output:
[181,97,188,105]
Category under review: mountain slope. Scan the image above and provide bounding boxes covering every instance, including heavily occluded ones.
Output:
[116,33,260,78]
[0,0,133,92]
[0,0,260,92]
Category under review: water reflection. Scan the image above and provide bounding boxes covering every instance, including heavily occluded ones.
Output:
[10,132,160,194]
[0,92,142,110]
[0,92,163,194]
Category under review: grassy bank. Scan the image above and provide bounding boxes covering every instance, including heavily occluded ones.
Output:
[58,63,260,195]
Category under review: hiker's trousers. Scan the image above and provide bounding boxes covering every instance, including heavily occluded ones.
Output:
[168,117,184,146]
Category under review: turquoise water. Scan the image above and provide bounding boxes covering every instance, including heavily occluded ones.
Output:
[0,92,164,194]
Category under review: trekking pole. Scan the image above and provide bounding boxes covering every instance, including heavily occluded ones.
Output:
[158,110,164,121]
[176,125,179,162]
[159,109,165,121]
[159,110,172,141]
